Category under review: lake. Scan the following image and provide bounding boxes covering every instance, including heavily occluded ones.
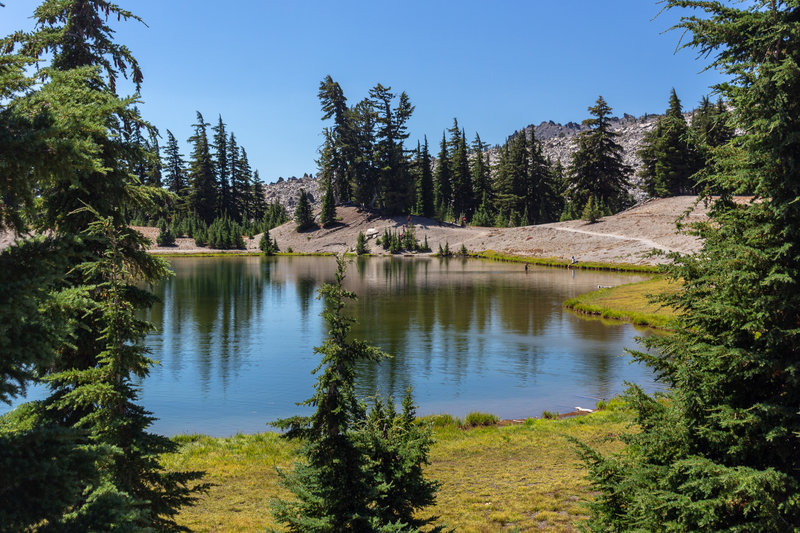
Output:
[130,255,659,436]
[1,256,662,436]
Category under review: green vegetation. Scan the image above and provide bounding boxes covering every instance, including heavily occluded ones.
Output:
[165,402,633,532]
[477,250,660,273]
[579,2,800,530]
[293,188,315,231]
[564,277,681,329]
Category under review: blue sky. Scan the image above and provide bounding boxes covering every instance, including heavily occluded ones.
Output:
[2,1,723,183]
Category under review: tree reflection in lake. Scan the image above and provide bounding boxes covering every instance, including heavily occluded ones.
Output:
[133,255,659,436]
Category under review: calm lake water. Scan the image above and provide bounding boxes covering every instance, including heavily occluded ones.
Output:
[3,256,663,436]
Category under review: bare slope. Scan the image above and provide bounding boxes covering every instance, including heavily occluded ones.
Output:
[267,195,706,265]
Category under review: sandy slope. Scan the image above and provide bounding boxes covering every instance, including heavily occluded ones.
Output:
[263,195,707,265]
[1,196,708,265]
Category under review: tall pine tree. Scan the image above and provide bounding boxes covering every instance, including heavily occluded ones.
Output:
[579,2,800,530]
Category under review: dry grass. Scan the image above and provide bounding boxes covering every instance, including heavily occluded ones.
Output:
[163,402,633,532]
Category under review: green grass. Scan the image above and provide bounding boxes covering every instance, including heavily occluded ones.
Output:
[164,401,634,532]
[563,276,680,329]
[476,250,660,273]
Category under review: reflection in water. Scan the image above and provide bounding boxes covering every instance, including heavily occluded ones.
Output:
[126,256,659,436]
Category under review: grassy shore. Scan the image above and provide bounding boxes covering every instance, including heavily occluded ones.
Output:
[475,250,660,273]
[563,277,680,329]
[162,400,632,532]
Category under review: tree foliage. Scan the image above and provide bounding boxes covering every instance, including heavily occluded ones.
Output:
[579,2,800,530]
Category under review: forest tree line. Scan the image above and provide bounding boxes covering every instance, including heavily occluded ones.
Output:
[312,78,733,231]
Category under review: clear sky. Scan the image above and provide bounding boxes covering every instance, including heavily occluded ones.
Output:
[2,1,723,183]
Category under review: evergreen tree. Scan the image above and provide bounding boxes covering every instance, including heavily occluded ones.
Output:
[355,231,368,255]
[251,170,267,221]
[187,111,217,223]
[638,88,695,197]
[349,98,377,208]
[163,129,186,202]
[212,115,231,216]
[318,75,351,203]
[235,147,253,220]
[2,1,205,528]
[451,127,473,219]
[146,130,163,188]
[320,168,337,228]
[470,133,492,217]
[415,135,435,217]
[580,2,800,530]
[227,132,241,219]
[566,96,631,213]
[434,131,451,217]
[271,257,388,531]
[370,84,414,214]
[294,188,314,231]
[272,257,438,531]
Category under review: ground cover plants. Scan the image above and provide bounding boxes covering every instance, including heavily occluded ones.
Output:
[563,277,680,329]
[163,401,632,532]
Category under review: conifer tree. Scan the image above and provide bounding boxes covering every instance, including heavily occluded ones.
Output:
[212,115,231,216]
[566,96,631,213]
[227,132,241,219]
[434,132,451,217]
[370,84,414,214]
[234,147,253,220]
[638,88,695,197]
[349,98,377,208]
[451,127,473,219]
[294,188,314,231]
[320,170,337,228]
[2,1,205,528]
[187,111,217,223]
[318,75,351,202]
[414,135,435,218]
[163,129,186,201]
[272,257,439,531]
[470,133,492,216]
[579,2,800,530]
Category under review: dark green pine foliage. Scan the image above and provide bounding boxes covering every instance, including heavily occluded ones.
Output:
[271,257,388,532]
[567,96,632,213]
[294,188,315,231]
[470,133,492,217]
[451,127,473,219]
[370,84,414,214]
[523,128,560,224]
[163,129,187,202]
[259,226,278,255]
[234,147,253,220]
[319,145,337,228]
[349,98,377,208]
[145,130,163,188]
[251,170,267,221]
[579,2,800,531]
[187,111,217,223]
[434,132,451,218]
[212,115,231,216]
[2,1,205,528]
[226,132,240,219]
[318,75,351,203]
[414,136,435,217]
[356,390,441,531]
[264,200,289,230]
[45,211,206,531]
[272,258,438,531]
[495,131,528,226]
[638,88,696,197]
[688,95,734,191]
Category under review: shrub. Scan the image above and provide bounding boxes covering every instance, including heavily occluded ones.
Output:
[355,232,368,255]
[541,411,559,420]
[464,412,499,427]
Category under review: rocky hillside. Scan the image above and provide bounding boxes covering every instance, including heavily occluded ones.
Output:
[263,111,688,209]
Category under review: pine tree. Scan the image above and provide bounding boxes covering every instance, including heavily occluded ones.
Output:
[370,84,414,214]
[212,115,231,216]
[579,2,800,530]
[187,111,217,223]
[318,75,351,203]
[271,257,388,531]
[434,131,451,217]
[294,188,314,231]
[2,1,205,528]
[320,169,337,228]
[451,127,473,219]
[227,132,241,220]
[470,133,492,217]
[566,96,631,213]
[349,98,377,208]
[638,88,695,197]
[163,129,187,202]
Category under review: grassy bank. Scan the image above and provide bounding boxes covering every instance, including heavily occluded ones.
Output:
[163,401,633,532]
[564,277,680,329]
[476,250,660,273]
